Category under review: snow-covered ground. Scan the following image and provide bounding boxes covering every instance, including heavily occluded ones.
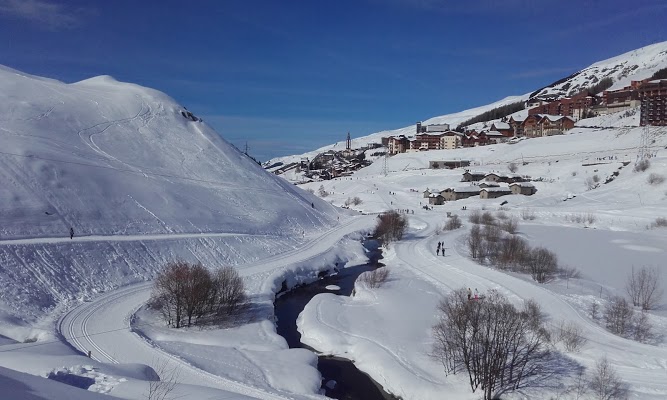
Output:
[1,47,667,400]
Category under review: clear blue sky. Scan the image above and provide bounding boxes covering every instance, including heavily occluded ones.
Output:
[1,0,666,161]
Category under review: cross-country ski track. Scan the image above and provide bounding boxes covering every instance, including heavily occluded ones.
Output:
[56,215,375,400]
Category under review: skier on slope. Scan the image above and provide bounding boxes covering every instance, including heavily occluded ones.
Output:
[70,227,74,240]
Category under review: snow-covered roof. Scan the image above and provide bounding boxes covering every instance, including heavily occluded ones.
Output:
[454,187,482,193]
[509,182,535,187]
[481,187,512,192]
[492,122,510,130]
[484,130,505,137]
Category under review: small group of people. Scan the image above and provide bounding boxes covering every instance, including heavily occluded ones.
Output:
[436,241,446,256]
[467,287,480,301]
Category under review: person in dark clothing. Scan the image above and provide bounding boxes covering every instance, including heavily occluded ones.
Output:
[70,227,74,239]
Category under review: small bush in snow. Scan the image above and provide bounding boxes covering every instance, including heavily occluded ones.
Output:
[467,225,483,259]
[559,265,581,280]
[585,177,597,190]
[589,302,600,320]
[496,211,508,220]
[603,296,633,336]
[468,210,482,224]
[318,185,329,197]
[444,214,462,230]
[592,174,600,183]
[633,311,652,343]
[521,209,537,220]
[358,267,389,289]
[500,217,518,234]
[305,188,315,194]
[571,171,577,177]
[626,266,663,310]
[634,159,650,172]
[344,196,363,206]
[525,247,558,283]
[589,357,627,400]
[553,320,587,352]
[480,211,496,226]
[647,173,665,185]
[497,235,530,270]
[650,217,667,228]
[508,162,518,173]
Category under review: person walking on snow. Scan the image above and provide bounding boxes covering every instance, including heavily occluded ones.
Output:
[442,247,446,256]
[437,248,440,256]
[69,227,74,240]
[467,288,472,301]
[474,288,479,300]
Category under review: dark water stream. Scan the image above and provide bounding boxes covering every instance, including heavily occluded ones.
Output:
[274,242,397,400]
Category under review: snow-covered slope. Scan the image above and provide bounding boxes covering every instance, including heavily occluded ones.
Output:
[267,41,667,170]
[533,41,667,98]
[0,65,340,323]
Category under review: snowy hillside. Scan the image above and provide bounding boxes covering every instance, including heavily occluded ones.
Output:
[267,41,667,169]
[533,41,667,98]
[0,65,340,321]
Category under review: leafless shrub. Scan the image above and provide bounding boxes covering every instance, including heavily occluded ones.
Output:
[467,225,483,259]
[358,267,390,289]
[480,211,496,226]
[521,208,537,221]
[566,213,596,224]
[589,302,600,320]
[482,224,502,242]
[146,358,180,400]
[633,311,652,343]
[626,266,663,310]
[589,357,627,400]
[432,289,553,400]
[571,171,578,177]
[634,159,650,172]
[553,321,588,352]
[374,211,408,245]
[468,210,482,224]
[500,217,518,234]
[508,162,518,173]
[318,184,329,197]
[525,247,558,283]
[444,214,462,230]
[650,217,667,228]
[211,267,247,321]
[305,188,315,194]
[497,235,530,270]
[647,173,665,185]
[344,196,363,206]
[496,211,508,220]
[592,174,600,183]
[603,296,633,336]
[586,177,597,190]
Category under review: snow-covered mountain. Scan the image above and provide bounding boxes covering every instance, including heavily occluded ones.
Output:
[267,40,667,170]
[0,65,339,322]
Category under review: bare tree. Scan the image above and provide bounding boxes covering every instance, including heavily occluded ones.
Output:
[508,162,518,173]
[444,214,462,230]
[553,320,588,352]
[626,266,663,310]
[632,310,652,343]
[358,267,390,289]
[589,357,627,400]
[211,266,247,322]
[497,235,530,270]
[318,184,329,197]
[432,289,554,400]
[374,211,408,245]
[525,247,558,283]
[467,225,483,259]
[500,217,519,234]
[603,296,633,336]
[145,358,180,400]
[151,263,246,328]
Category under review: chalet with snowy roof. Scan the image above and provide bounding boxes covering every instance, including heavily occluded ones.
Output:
[479,182,500,188]
[462,171,487,182]
[441,186,481,201]
[479,187,512,199]
[490,122,513,137]
[508,115,527,137]
[484,130,506,144]
[428,193,445,205]
[509,182,537,195]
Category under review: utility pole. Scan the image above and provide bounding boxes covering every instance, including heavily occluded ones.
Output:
[382,153,388,177]
[244,141,249,155]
